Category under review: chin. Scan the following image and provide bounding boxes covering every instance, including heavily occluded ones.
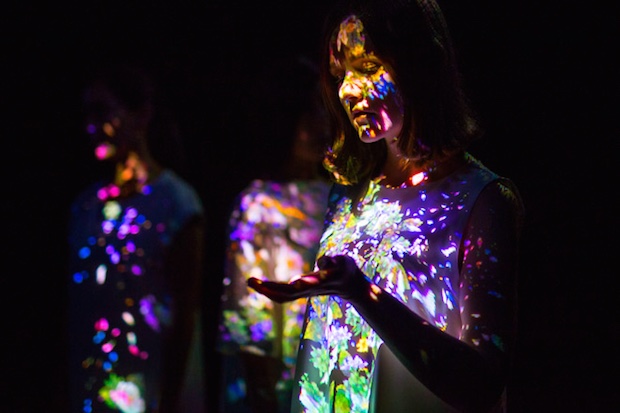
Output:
[358,130,391,145]
[357,128,379,143]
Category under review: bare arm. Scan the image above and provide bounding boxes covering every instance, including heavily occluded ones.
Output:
[249,181,523,412]
[159,215,205,413]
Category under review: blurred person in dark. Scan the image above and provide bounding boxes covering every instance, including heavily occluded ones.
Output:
[66,62,206,413]
[215,56,332,413]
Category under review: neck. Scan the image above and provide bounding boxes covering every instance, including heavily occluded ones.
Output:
[111,151,162,198]
[380,148,465,188]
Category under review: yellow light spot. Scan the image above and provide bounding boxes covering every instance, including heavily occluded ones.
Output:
[356,337,369,352]
[369,283,381,301]
[103,122,115,137]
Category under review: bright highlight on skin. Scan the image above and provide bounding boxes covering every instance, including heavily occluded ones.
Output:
[331,15,404,143]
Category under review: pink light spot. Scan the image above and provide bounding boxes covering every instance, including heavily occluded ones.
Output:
[97,188,108,201]
[95,145,109,160]
[128,345,139,356]
[94,318,109,331]
[102,341,115,353]
[109,186,121,198]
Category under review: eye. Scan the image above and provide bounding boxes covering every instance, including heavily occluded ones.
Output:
[360,60,381,75]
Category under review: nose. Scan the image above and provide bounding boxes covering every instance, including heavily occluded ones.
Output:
[338,72,363,107]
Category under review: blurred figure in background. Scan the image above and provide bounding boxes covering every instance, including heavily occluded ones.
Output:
[66,62,206,413]
[215,55,332,413]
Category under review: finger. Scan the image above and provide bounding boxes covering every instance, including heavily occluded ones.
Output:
[316,255,337,270]
[289,269,331,284]
[247,278,309,303]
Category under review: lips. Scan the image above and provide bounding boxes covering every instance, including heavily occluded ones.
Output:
[352,112,371,126]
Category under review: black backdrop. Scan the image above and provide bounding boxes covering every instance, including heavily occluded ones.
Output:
[4,1,617,412]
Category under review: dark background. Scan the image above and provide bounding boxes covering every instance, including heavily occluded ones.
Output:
[4,1,617,412]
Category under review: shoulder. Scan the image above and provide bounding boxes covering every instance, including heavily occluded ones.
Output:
[473,175,525,234]
[157,170,201,200]
[462,153,525,228]
[236,178,329,204]
[233,179,278,207]
[70,180,106,213]
[463,154,522,208]
[154,170,204,216]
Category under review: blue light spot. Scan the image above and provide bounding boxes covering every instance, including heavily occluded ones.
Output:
[93,331,105,344]
[72,271,89,283]
[488,290,503,298]
[82,398,93,413]
[78,246,91,259]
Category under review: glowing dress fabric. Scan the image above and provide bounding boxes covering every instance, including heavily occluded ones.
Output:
[291,154,519,413]
[67,170,204,413]
[217,179,330,412]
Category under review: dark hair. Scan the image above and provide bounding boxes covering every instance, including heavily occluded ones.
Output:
[320,0,481,185]
[84,62,188,176]
[87,63,156,112]
[246,54,331,182]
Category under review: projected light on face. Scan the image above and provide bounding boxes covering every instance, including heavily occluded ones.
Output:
[84,87,123,161]
[86,119,117,160]
[330,15,404,143]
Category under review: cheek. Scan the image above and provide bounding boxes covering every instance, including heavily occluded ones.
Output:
[371,72,398,101]
[387,91,405,120]
[369,90,404,126]
[378,109,396,131]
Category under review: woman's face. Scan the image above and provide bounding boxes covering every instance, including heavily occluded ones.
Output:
[82,83,143,162]
[330,15,404,144]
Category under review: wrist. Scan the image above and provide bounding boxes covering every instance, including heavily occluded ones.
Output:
[344,272,373,304]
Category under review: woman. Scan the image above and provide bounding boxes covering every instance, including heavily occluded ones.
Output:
[67,63,206,413]
[248,1,524,412]
[217,59,332,413]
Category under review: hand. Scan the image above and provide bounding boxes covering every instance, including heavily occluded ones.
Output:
[247,255,368,303]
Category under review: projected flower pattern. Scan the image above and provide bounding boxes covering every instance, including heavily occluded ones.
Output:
[218,179,330,403]
[294,158,506,412]
[68,171,203,413]
[219,180,329,397]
